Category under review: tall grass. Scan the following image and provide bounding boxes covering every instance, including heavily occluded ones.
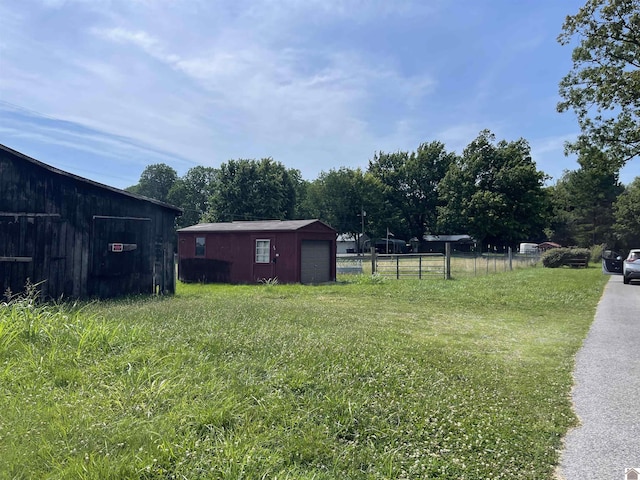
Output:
[0,267,607,479]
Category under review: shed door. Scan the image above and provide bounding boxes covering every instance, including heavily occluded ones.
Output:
[301,240,331,284]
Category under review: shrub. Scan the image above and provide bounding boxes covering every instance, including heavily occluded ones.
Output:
[541,249,565,268]
[542,247,591,268]
[590,244,604,262]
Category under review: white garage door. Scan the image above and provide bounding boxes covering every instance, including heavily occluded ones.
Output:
[301,240,331,284]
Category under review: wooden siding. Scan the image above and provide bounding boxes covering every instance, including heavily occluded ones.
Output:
[0,145,181,299]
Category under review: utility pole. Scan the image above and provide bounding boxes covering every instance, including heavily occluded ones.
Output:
[359,207,366,255]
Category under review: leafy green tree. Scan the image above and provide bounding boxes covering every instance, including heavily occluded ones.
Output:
[558,0,640,166]
[303,168,365,235]
[302,168,388,245]
[545,181,579,246]
[286,169,311,219]
[368,141,456,244]
[547,148,623,246]
[126,163,178,204]
[613,176,640,247]
[203,158,296,222]
[167,166,218,228]
[438,131,548,250]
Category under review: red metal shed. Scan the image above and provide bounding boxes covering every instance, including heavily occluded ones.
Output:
[177,219,337,284]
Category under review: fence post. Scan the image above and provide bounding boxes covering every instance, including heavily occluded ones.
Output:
[371,247,376,274]
[396,255,400,279]
[508,247,513,271]
[445,242,451,280]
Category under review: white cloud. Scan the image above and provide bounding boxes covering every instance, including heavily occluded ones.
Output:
[0,0,591,187]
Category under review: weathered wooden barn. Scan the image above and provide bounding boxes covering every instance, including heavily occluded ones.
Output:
[178,220,337,284]
[0,144,182,299]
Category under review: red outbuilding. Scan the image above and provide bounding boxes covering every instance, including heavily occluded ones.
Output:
[177,219,337,284]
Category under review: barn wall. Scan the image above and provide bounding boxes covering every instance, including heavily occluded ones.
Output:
[0,147,179,299]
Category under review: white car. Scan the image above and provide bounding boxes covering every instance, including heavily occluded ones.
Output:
[623,249,640,284]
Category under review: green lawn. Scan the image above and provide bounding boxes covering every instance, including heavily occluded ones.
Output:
[0,267,607,479]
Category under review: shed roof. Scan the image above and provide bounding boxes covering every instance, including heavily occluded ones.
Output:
[179,219,335,233]
[1,143,183,214]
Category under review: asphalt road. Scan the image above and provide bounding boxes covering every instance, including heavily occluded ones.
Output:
[558,275,640,479]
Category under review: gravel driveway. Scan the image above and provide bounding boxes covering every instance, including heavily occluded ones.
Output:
[557,275,640,479]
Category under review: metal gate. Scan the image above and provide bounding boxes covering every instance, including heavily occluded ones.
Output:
[375,253,445,279]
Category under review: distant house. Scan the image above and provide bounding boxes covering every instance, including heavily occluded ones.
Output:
[0,144,182,299]
[336,233,369,254]
[363,237,408,254]
[177,219,337,284]
[421,235,475,253]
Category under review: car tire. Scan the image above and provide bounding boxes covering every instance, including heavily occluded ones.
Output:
[623,274,630,284]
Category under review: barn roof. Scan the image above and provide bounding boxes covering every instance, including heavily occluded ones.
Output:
[1,143,182,214]
[179,219,335,233]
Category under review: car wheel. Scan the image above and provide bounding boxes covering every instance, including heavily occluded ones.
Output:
[623,274,630,284]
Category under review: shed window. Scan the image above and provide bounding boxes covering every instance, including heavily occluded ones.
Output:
[195,237,206,256]
[255,239,270,263]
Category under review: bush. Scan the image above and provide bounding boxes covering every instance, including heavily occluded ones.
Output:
[590,244,604,262]
[542,248,591,268]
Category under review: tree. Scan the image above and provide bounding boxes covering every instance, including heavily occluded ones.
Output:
[558,0,640,166]
[438,131,548,250]
[167,166,218,228]
[613,176,640,247]
[286,169,311,220]
[126,163,178,204]
[545,181,580,246]
[203,158,296,222]
[368,141,456,244]
[303,168,364,235]
[301,168,389,242]
[547,148,623,246]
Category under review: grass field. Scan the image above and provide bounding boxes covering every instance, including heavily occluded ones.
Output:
[1,266,607,479]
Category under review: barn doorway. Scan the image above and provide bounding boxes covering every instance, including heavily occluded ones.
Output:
[90,216,152,296]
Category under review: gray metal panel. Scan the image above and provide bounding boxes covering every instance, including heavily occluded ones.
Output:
[301,240,330,284]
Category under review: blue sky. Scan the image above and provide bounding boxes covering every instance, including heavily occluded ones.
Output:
[1,0,639,190]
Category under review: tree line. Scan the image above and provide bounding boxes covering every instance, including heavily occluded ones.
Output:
[127,0,640,252]
[126,129,640,252]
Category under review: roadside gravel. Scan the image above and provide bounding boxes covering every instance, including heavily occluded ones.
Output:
[558,276,640,479]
